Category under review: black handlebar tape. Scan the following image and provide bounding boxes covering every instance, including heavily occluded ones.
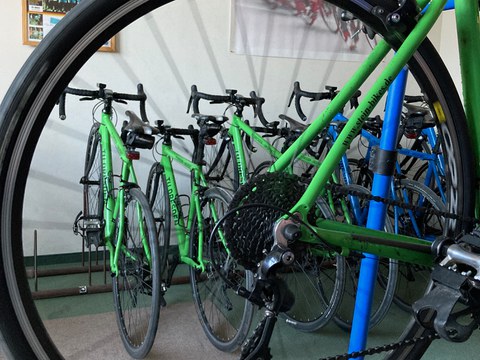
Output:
[64,87,99,97]
[190,84,231,114]
[291,81,332,122]
[167,127,199,137]
[249,91,269,127]
[59,84,149,120]
[58,87,97,120]
[404,95,424,103]
[135,83,149,123]
[191,85,200,113]
[250,126,279,136]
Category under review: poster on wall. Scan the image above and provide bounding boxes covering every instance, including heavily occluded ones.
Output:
[23,0,116,52]
[230,0,376,61]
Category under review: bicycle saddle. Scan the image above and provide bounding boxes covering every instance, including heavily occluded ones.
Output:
[124,110,159,135]
[191,113,228,125]
[279,114,308,132]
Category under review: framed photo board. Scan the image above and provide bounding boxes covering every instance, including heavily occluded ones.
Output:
[22,0,117,52]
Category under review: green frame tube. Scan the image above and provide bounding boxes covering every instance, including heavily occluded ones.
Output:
[160,143,207,269]
[98,111,147,275]
[454,0,480,212]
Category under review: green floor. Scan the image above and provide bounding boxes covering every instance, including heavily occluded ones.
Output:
[1,263,478,359]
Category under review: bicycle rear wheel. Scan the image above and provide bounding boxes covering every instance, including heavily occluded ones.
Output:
[112,187,161,359]
[190,187,254,352]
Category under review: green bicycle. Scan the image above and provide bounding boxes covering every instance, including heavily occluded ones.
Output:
[60,83,161,359]
[145,114,254,352]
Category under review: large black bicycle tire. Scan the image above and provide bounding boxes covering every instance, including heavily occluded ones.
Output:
[145,162,171,279]
[189,187,254,352]
[112,187,161,359]
[0,1,171,358]
[0,0,474,359]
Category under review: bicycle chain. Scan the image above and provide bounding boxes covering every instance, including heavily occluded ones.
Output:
[318,333,440,360]
[326,182,480,225]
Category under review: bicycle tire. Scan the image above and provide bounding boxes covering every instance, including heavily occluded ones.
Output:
[0,1,170,358]
[145,162,171,279]
[189,187,254,352]
[82,123,104,247]
[112,187,161,359]
[0,0,475,358]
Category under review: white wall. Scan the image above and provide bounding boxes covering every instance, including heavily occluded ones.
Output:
[0,1,461,256]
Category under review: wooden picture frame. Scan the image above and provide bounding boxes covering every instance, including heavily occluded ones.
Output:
[22,0,117,52]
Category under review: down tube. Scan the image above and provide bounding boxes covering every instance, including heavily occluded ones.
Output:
[348,68,408,358]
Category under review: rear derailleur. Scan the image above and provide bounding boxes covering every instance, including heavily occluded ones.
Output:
[413,230,480,342]
[239,220,301,360]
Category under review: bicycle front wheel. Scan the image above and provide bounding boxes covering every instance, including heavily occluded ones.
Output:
[112,187,161,359]
[190,187,254,352]
[0,0,475,359]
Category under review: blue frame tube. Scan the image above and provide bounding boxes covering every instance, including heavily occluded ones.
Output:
[348,68,409,357]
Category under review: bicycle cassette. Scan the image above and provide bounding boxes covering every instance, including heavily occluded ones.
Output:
[224,172,305,270]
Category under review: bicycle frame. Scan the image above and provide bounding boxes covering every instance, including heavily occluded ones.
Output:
[159,140,221,271]
[97,111,151,276]
[228,113,323,182]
